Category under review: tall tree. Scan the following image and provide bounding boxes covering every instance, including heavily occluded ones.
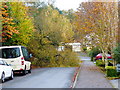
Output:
[74,2,118,66]
[34,6,74,46]
[8,2,34,46]
[1,2,18,45]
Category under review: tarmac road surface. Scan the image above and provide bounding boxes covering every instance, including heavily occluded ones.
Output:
[2,67,76,88]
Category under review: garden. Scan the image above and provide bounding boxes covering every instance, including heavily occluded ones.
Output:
[88,45,120,79]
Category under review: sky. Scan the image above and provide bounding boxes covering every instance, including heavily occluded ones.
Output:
[54,0,88,11]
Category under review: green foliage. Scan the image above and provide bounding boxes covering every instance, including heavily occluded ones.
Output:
[64,45,72,51]
[28,31,79,67]
[88,47,101,61]
[58,50,80,67]
[82,46,87,52]
[106,69,117,77]
[62,9,75,22]
[96,60,105,67]
[27,5,79,67]
[105,66,116,69]
[34,6,74,46]
[112,44,120,64]
[28,32,57,67]
[1,3,18,45]
[8,2,34,46]
[74,2,118,59]
[106,66,117,77]
[2,2,79,67]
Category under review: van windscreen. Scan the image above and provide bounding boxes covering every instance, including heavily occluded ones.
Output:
[0,48,21,58]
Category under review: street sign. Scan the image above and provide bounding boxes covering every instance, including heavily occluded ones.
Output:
[116,64,120,72]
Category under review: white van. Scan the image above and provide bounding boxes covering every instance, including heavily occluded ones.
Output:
[0,46,32,75]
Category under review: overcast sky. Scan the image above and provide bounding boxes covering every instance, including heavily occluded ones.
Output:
[40,0,88,11]
[54,0,88,11]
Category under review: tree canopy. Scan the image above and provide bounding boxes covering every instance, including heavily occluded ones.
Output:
[1,2,34,46]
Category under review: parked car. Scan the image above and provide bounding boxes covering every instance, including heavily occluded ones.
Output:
[0,60,14,83]
[0,46,32,75]
[95,53,112,60]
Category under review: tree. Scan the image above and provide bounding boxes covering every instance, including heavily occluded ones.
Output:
[34,6,74,46]
[112,44,120,64]
[8,2,34,46]
[74,2,118,66]
[0,3,2,44]
[1,2,34,46]
[62,9,75,22]
[1,2,18,45]
[27,4,79,67]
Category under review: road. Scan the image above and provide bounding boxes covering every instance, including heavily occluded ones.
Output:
[2,67,76,88]
[78,52,91,61]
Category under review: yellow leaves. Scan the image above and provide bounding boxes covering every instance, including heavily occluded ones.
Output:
[1,8,5,11]
[1,3,20,43]
[74,1,118,47]
[6,2,35,45]
[98,20,102,23]
[85,22,89,24]
[2,17,15,26]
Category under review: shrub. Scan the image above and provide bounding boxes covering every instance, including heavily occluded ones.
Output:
[106,66,117,77]
[28,37,80,67]
[82,46,87,52]
[88,47,101,61]
[96,60,105,67]
[57,49,80,67]
[29,44,58,67]
[105,66,116,69]
[112,44,120,64]
[64,45,72,51]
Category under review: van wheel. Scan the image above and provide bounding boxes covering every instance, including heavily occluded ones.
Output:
[1,73,5,83]
[22,67,27,75]
[22,69,27,75]
[28,65,31,73]
[28,69,31,73]
[9,71,14,80]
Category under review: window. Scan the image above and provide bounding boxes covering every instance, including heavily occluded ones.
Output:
[0,48,21,58]
[21,47,29,60]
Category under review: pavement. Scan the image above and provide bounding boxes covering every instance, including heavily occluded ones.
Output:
[75,52,114,88]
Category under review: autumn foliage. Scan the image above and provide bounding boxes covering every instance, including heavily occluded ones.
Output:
[74,1,118,66]
[1,3,18,42]
[1,2,34,46]
[74,2,118,53]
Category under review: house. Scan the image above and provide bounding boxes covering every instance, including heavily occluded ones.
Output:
[66,43,81,52]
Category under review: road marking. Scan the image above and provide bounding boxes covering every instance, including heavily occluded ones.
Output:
[71,66,81,88]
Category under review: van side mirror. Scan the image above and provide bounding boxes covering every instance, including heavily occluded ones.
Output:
[29,53,33,58]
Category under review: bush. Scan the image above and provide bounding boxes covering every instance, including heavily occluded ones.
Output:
[64,45,72,51]
[88,47,101,61]
[96,60,105,67]
[106,66,117,77]
[29,44,58,67]
[28,37,80,67]
[82,46,87,52]
[57,49,80,67]
[31,49,80,67]
[105,66,116,69]
[112,44,120,64]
